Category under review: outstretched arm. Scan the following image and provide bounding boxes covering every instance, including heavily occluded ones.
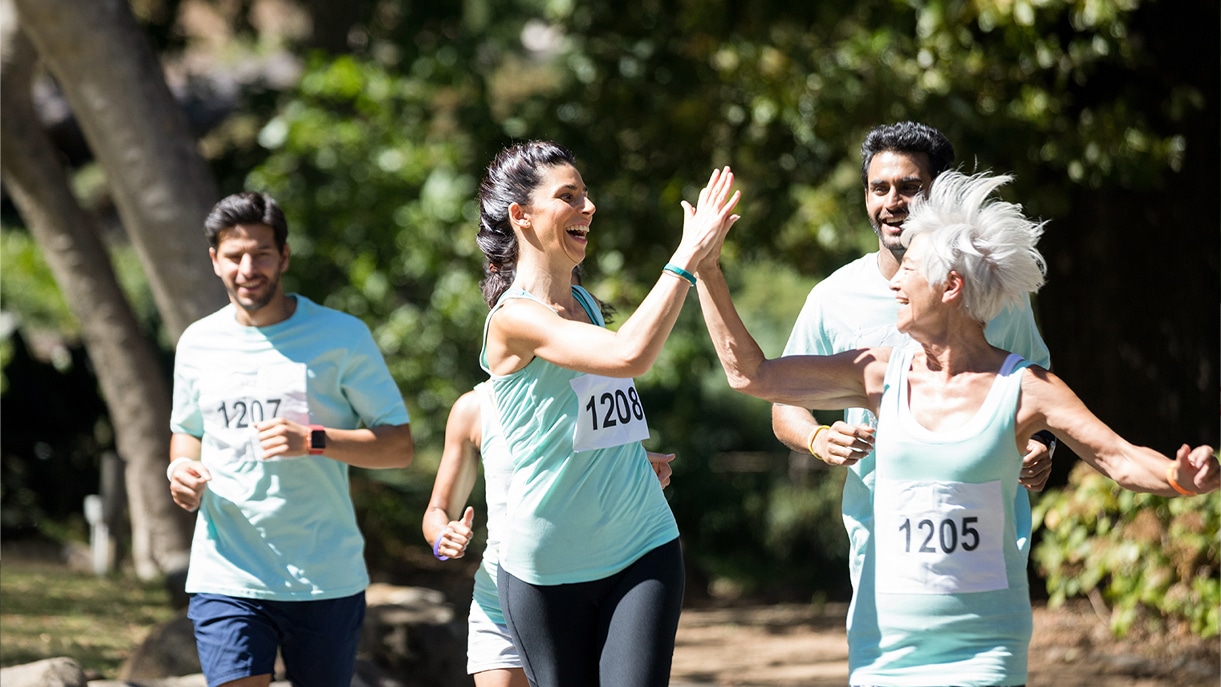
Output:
[423,391,482,559]
[1018,368,1218,496]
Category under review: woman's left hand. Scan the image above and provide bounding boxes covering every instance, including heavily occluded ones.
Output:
[646,451,676,488]
[1175,444,1220,494]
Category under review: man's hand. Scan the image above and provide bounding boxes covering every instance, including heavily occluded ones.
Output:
[256,417,311,458]
[1019,438,1054,491]
[169,460,212,512]
[813,421,875,466]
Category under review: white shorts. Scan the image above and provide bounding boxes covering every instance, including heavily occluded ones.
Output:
[467,597,522,674]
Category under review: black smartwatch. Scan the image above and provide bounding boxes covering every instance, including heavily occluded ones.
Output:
[308,424,327,455]
[1032,429,1057,458]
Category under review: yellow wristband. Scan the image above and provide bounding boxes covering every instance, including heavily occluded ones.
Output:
[1166,464,1194,496]
[807,425,831,462]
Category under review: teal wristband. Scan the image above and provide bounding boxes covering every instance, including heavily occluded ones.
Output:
[663,263,696,287]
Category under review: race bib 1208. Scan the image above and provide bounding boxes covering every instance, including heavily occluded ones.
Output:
[569,374,650,453]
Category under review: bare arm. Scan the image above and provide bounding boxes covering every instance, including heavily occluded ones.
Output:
[255,419,414,469]
[423,391,482,559]
[1017,367,1218,496]
[487,168,741,378]
[694,263,883,409]
[771,404,821,454]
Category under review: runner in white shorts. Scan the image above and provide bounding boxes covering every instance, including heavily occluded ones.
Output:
[424,382,674,686]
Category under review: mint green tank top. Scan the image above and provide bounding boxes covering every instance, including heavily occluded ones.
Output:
[849,347,1033,686]
[480,285,679,585]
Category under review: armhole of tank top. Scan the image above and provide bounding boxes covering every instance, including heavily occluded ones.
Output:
[571,285,603,327]
[887,346,915,426]
[484,290,562,379]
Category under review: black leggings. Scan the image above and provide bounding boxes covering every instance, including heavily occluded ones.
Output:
[498,538,685,687]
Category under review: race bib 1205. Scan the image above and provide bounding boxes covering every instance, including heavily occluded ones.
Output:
[569,374,650,453]
[874,478,1008,595]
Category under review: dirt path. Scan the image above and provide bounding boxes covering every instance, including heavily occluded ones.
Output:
[669,600,1220,686]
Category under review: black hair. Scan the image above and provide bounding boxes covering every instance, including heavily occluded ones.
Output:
[475,140,577,308]
[859,121,955,188]
[203,192,288,251]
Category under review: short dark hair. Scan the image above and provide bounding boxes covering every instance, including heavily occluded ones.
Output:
[203,192,288,251]
[860,122,955,188]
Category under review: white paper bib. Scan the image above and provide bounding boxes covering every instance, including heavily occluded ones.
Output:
[568,374,650,452]
[874,478,1008,595]
[198,361,311,464]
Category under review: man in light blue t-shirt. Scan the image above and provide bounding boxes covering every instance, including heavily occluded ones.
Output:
[168,192,413,687]
[771,122,1056,684]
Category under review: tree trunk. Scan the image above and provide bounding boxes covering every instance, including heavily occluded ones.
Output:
[1,5,194,579]
[11,0,225,342]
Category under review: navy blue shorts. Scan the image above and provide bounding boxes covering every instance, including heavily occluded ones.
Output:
[187,591,365,687]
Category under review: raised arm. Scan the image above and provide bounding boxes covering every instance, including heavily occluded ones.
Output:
[694,262,882,410]
[488,168,740,378]
[423,390,483,560]
[1017,367,1219,496]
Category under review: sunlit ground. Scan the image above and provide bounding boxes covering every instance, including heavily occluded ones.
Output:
[0,560,177,678]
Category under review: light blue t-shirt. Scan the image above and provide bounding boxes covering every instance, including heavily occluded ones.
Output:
[850,348,1033,685]
[781,252,1049,666]
[471,382,511,625]
[480,285,679,585]
[170,295,410,600]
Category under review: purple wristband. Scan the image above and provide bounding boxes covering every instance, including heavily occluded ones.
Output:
[432,535,450,561]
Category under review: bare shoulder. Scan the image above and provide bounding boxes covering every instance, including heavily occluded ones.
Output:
[446,390,483,445]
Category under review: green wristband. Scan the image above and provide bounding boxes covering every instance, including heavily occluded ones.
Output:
[663,263,696,287]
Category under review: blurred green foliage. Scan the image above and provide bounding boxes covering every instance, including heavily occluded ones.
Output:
[1034,462,1220,638]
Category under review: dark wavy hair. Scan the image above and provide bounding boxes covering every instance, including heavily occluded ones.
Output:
[476,140,577,308]
[203,192,288,251]
[859,121,955,188]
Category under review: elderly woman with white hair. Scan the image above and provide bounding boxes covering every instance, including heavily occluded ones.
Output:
[690,171,1219,686]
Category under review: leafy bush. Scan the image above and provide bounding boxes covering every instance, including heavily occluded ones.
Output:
[1033,461,1220,638]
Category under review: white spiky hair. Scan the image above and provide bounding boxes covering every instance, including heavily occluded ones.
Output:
[901,171,1047,323]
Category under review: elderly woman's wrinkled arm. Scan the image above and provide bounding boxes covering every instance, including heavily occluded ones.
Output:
[1020,370,1218,497]
[694,264,875,410]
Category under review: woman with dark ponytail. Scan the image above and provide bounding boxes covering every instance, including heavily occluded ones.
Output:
[474,140,738,687]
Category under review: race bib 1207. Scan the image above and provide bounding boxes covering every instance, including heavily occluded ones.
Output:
[569,374,650,453]
[874,478,1008,595]
[198,361,310,464]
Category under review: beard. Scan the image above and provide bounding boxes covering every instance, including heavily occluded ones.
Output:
[226,271,282,313]
[871,218,907,259]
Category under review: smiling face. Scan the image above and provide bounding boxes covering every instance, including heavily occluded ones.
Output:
[888,232,939,335]
[210,222,291,326]
[865,150,934,259]
[519,163,596,266]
